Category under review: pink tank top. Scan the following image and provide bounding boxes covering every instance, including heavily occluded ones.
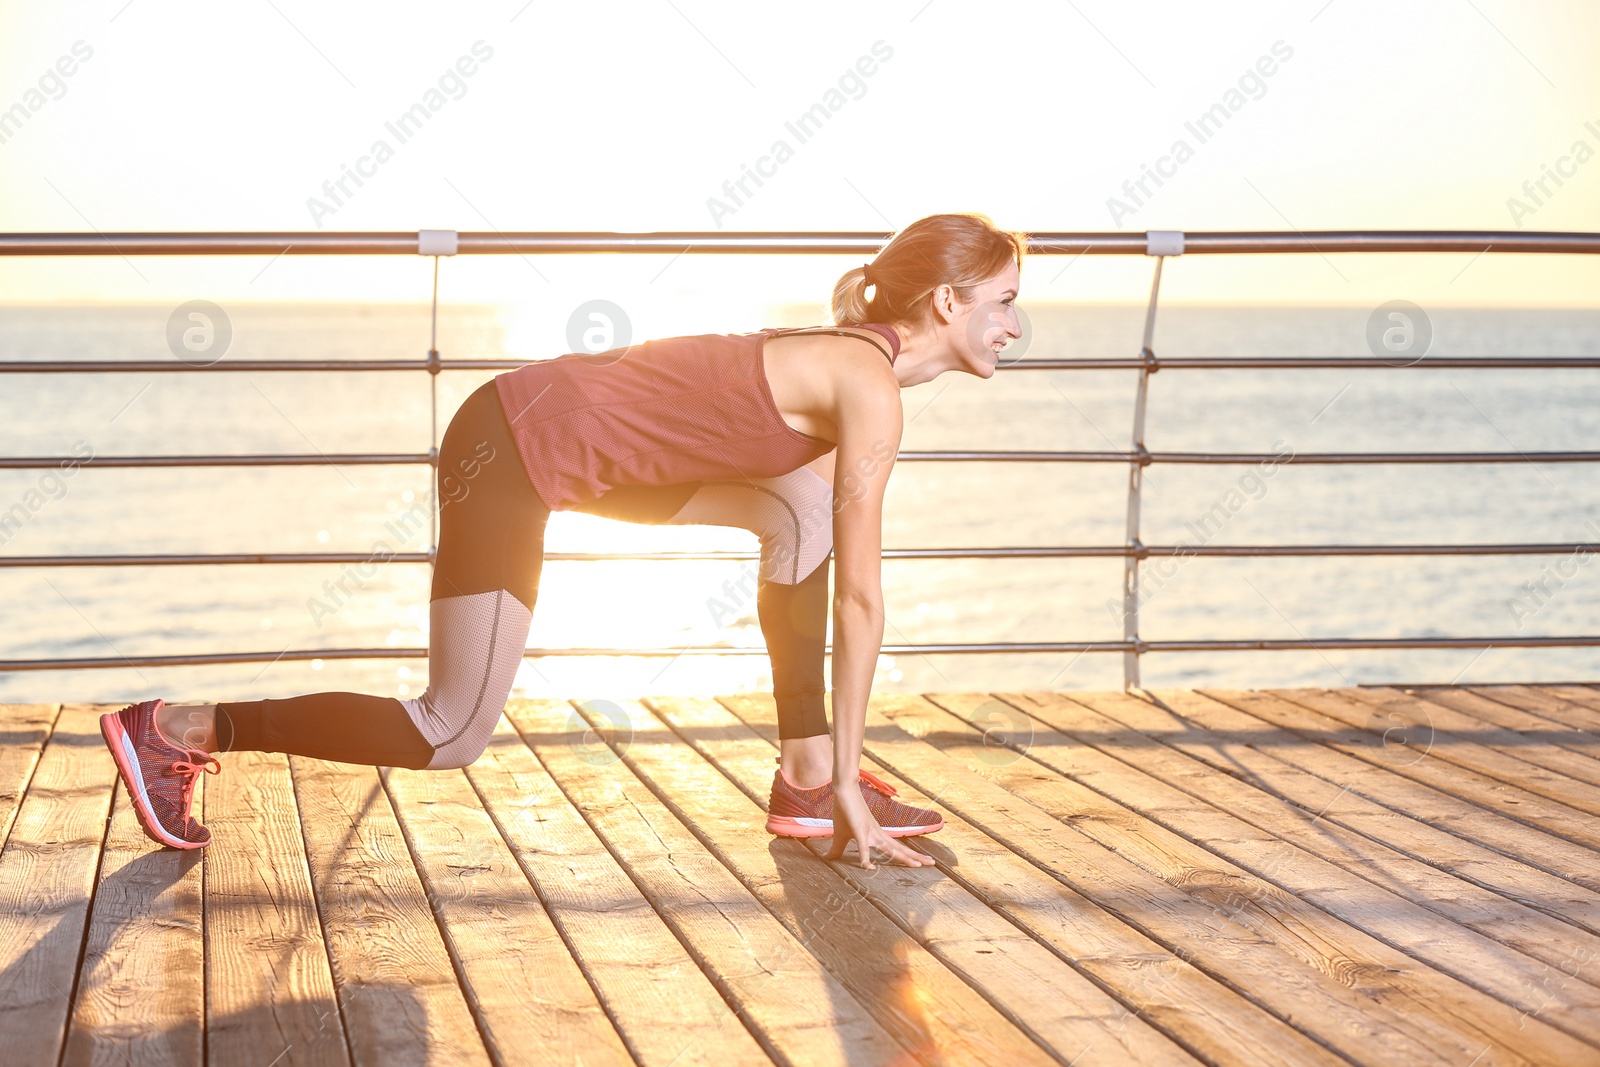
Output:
[494,323,900,511]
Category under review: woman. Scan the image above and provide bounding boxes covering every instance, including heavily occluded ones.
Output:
[99,212,1025,871]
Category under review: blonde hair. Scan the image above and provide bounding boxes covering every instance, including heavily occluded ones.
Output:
[831,212,1026,327]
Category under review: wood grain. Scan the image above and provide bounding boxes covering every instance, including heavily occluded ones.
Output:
[1329,686,1600,790]
[0,704,119,1066]
[1086,687,1600,938]
[511,696,911,1067]
[1204,688,1600,860]
[382,760,633,1067]
[62,772,205,1066]
[12,687,1600,1067]
[954,691,1600,1047]
[927,690,1600,1060]
[1263,687,1600,824]
[290,756,490,1067]
[466,703,769,1067]
[824,692,1562,1066]
[0,704,61,853]
[204,748,348,1067]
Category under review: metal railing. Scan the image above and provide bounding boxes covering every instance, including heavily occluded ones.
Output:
[3,228,1600,687]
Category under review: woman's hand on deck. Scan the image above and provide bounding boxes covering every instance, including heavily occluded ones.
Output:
[823,786,935,870]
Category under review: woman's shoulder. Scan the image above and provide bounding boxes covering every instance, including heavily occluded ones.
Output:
[763,323,899,362]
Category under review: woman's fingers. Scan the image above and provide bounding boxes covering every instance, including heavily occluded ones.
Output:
[829,830,934,870]
[884,836,935,867]
[873,833,934,868]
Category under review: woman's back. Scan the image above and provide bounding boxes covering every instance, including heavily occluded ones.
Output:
[493,324,899,512]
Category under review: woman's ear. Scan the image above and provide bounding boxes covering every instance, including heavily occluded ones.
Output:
[929,283,958,325]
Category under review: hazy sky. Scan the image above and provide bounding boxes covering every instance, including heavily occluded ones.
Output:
[1,0,1596,313]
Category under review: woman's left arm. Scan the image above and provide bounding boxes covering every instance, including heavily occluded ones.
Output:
[822,368,928,869]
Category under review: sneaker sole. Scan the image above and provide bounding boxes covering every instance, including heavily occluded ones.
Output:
[99,712,210,850]
[766,814,944,838]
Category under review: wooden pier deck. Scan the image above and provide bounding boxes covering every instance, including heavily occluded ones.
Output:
[3,684,1600,1066]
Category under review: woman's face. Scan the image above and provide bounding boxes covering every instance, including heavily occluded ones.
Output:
[953,260,1022,378]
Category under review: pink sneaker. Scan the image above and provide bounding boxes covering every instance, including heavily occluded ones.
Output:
[766,762,943,838]
[100,699,221,850]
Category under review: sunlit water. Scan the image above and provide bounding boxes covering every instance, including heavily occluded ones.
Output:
[3,303,1599,704]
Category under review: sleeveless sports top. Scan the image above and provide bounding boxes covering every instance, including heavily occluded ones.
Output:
[493,323,901,512]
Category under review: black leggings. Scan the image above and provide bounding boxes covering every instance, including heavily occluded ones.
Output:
[217,379,832,767]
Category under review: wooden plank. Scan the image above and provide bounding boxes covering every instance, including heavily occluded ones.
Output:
[685,691,1341,1067]
[0,704,61,852]
[1081,688,1600,939]
[909,692,1600,1061]
[290,756,491,1067]
[380,762,634,1067]
[1522,685,1600,732]
[1203,689,1600,855]
[1267,687,1600,820]
[1150,688,1600,897]
[635,694,1196,1067]
[963,691,1600,1009]
[0,704,119,1066]
[203,749,349,1067]
[463,705,770,1067]
[1335,686,1600,789]
[722,694,1481,1066]
[61,777,206,1066]
[1453,685,1600,755]
[509,697,928,1067]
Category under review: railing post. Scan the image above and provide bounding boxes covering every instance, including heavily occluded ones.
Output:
[1123,231,1182,689]
[418,230,457,563]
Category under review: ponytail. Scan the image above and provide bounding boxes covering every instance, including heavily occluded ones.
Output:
[830,264,874,328]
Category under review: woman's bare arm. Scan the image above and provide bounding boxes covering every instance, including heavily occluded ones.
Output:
[822,358,929,868]
[827,367,900,780]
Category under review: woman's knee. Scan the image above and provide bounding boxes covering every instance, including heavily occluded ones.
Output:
[399,589,531,769]
[667,468,834,585]
[401,685,513,770]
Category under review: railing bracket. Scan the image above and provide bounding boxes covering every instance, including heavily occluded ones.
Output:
[1145,230,1185,257]
[417,229,459,256]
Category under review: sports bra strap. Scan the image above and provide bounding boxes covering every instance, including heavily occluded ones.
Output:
[767,325,894,365]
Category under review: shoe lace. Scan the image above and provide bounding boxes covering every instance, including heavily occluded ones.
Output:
[857,769,898,797]
[169,752,222,826]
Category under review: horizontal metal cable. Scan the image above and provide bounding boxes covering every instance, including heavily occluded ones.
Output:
[6,227,1597,678]
[4,542,1598,569]
[0,552,435,567]
[5,355,1600,374]
[2,230,1598,256]
[9,449,1600,470]
[7,633,1600,671]
[0,452,436,469]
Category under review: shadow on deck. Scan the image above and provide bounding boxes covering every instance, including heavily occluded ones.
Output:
[2,684,1600,1066]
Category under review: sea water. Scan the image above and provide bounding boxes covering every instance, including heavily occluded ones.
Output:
[2,303,1598,705]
